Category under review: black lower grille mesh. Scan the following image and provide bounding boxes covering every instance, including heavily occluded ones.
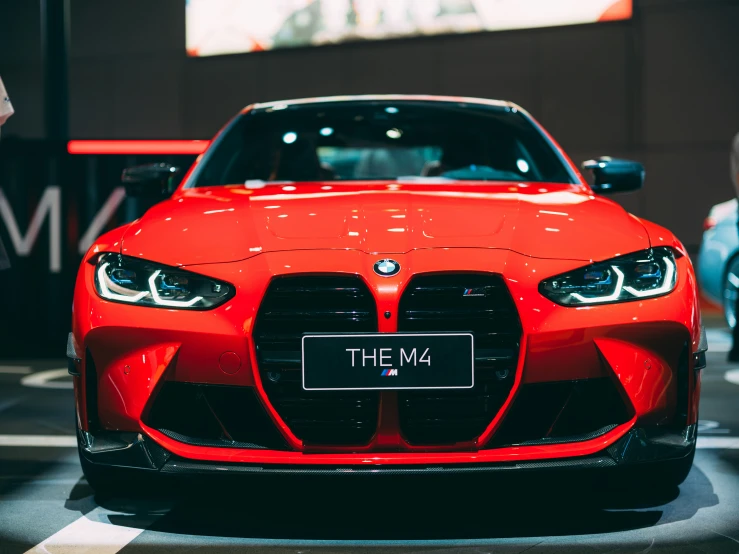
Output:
[485,378,632,448]
[253,275,380,445]
[144,383,288,450]
[397,273,522,444]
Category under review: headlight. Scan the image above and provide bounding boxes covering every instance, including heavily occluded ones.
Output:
[94,253,233,309]
[539,247,678,306]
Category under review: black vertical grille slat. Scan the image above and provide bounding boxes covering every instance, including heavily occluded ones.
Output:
[253,275,380,446]
[397,273,522,445]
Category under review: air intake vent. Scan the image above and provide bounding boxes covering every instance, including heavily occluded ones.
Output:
[485,378,632,448]
[145,383,288,450]
[397,273,522,444]
[253,275,380,446]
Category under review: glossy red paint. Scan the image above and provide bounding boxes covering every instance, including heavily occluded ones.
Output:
[117,182,650,267]
[72,96,701,469]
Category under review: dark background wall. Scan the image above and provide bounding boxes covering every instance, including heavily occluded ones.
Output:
[1,0,738,251]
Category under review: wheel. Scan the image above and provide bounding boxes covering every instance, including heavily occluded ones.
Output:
[723,256,739,328]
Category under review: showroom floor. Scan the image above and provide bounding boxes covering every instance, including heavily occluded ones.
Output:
[1,323,738,553]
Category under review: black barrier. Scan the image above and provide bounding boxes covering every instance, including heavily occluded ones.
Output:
[0,139,198,357]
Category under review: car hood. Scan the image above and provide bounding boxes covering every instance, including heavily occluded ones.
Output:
[120,181,650,266]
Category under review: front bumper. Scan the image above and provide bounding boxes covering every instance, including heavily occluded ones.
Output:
[72,247,703,469]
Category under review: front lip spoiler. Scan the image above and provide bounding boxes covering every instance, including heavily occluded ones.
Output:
[78,424,696,475]
[78,428,170,470]
[159,456,616,476]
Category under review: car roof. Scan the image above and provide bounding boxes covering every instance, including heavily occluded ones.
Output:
[249,94,520,112]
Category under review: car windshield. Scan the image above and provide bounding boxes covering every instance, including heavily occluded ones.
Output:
[190,100,576,187]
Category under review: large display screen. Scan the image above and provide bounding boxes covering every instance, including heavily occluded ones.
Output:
[186,0,633,57]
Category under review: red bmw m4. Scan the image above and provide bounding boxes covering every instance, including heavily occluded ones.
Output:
[70,96,704,495]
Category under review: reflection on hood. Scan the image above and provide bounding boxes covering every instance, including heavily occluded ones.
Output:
[119,182,651,267]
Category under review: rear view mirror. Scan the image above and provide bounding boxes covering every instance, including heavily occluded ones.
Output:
[582,157,644,194]
[122,163,180,198]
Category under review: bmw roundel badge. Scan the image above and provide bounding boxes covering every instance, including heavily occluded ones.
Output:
[374,259,401,277]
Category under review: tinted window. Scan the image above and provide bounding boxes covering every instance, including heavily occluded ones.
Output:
[191,101,575,187]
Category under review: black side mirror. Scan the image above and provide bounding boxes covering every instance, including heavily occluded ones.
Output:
[581,157,644,194]
[122,163,180,198]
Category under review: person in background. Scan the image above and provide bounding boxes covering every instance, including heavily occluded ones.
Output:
[727,132,739,361]
[0,75,13,270]
[0,76,13,135]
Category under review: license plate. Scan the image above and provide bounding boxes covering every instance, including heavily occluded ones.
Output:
[302,333,474,391]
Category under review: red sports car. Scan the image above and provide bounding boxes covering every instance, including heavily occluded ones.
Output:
[70,95,705,495]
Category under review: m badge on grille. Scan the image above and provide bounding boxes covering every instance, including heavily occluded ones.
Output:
[463,288,486,297]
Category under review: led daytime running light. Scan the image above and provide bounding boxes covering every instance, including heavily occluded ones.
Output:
[147,270,203,307]
[97,263,150,303]
[98,264,206,307]
[571,266,625,304]
[622,257,675,297]
[539,247,678,306]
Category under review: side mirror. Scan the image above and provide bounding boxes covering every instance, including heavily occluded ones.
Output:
[122,163,180,198]
[581,157,644,194]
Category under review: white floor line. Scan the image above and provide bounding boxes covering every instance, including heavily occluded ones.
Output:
[24,507,156,554]
[0,435,77,447]
[706,328,732,353]
[725,369,739,385]
[20,368,73,390]
[697,437,739,449]
[0,366,32,374]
